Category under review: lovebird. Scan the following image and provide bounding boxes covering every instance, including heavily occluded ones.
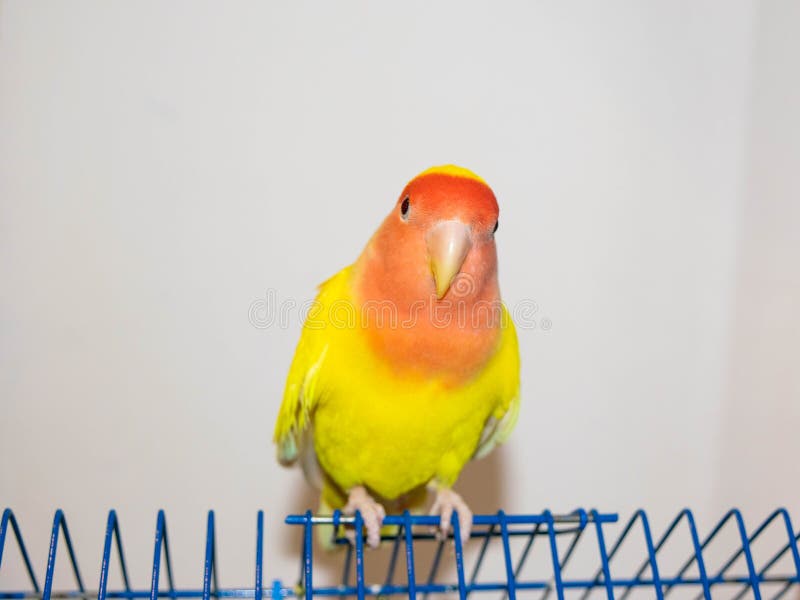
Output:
[274,165,520,547]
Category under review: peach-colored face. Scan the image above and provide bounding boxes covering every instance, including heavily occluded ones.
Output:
[354,171,503,382]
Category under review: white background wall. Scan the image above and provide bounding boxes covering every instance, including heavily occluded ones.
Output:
[1,0,798,593]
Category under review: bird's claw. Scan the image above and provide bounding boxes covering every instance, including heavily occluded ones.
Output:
[344,486,386,549]
[429,487,472,544]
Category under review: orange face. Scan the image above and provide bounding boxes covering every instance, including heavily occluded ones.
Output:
[397,171,499,239]
[354,166,503,383]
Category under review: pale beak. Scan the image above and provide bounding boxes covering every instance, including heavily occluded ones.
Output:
[426,220,472,299]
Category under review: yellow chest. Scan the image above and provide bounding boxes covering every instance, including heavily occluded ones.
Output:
[310,322,503,501]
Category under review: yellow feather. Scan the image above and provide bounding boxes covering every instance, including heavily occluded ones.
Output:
[414,164,488,185]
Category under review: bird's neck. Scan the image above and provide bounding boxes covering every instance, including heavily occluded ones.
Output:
[351,236,502,384]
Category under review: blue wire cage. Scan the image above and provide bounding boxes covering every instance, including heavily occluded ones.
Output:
[2,508,800,600]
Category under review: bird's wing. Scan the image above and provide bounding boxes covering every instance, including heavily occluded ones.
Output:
[473,305,521,460]
[273,267,350,466]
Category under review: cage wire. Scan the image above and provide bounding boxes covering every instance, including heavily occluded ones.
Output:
[2,508,800,600]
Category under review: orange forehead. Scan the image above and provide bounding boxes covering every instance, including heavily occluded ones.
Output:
[401,167,498,225]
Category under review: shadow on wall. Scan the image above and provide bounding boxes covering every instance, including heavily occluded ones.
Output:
[274,448,509,586]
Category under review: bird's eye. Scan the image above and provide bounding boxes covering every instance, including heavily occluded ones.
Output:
[493,220,499,234]
[400,197,410,221]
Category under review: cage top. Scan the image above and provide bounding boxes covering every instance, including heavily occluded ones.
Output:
[2,508,799,600]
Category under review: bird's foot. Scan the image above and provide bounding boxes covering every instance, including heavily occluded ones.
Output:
[344,486,386,549]
[429,487,472,544]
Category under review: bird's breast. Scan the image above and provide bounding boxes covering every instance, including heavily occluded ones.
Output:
[311,359,496,500]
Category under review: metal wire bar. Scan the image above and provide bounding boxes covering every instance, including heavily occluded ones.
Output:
[421,539,444,600]
[402,512,417,600]
[254,512,263,600]
[543,511,565,600]
[618,509,711,599]
[589,510,663,600]
[728,509,800,600]
[340,544,352,588]
[9,578,800,600]
[688,510,778,600]
[1,510,41,594]
[581,510,612,599]
[42,511,85,600]
[663,509,757,598]
[497,512,517,600]
[98,511,130,600]
[286,515,616,526]
[4,508,800,600]
[512,522,541,581]
[202,512,218,600]
[149,511,175,600]
[383,523,404,589]
[353,512,365,600]
[467,522,495,594]
[451,514,467,600]
[303,512,312,600]
[539,512,588,600]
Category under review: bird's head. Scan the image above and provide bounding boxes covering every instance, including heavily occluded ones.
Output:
[359,165,500,306]
[354,165,503,378]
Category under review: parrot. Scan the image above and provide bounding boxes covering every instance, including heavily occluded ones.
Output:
[273,165,520,548]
